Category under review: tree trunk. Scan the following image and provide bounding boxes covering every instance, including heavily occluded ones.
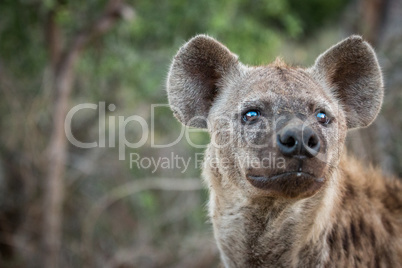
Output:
[42,1,132,266]
[43,62,74,268]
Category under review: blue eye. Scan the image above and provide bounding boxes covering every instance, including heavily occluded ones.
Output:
[316,111,330,124]
[243,110,261,122]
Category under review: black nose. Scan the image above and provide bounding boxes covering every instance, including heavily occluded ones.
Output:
[277,125,320,158]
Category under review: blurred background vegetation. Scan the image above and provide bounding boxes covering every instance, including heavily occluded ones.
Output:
[0,0,401,267]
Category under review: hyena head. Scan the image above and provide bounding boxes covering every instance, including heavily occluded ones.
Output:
[167,35,383,199]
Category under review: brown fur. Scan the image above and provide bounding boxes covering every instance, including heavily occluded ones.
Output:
[167,35,402,267]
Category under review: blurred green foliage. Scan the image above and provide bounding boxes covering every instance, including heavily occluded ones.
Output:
[0,0,349,155]
[0,0,348,87]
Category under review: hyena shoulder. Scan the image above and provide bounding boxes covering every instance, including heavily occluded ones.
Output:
[320,155,402,266]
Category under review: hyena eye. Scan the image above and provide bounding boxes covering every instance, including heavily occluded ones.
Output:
[316,111,330,124]
[243,110,261,122]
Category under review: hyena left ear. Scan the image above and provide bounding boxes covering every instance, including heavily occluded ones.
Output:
[310,35,384,129]
[166,35,240,128]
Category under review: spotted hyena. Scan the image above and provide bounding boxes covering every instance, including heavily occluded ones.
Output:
[167,35,402,267]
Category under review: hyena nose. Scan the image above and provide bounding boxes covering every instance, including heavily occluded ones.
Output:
[277,126,320,158]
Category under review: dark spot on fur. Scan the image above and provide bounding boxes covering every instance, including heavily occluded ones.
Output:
[350,221,360,248]
[369,228,376,248]
[381,214,394,235]
[342,228,350,255]
[382,251,393,268]
[341,182,356,206]
[358,217,366,234]
[345,183,355,198]
[355,255,362,264]
[383,182,402,212]
[374,254,380,268]
[276,68,289,83]
[365,187,373,199]
[327,226,337,251]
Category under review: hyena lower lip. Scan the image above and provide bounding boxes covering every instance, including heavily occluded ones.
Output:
[246,172,325,198]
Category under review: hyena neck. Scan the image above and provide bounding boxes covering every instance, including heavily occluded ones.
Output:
[207,154,402,267]
[205,162,341,267]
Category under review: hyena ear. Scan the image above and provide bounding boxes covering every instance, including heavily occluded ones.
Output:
[310,35,384,129]
[167,35,240,128]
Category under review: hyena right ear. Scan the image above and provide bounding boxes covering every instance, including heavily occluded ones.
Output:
[167,35,240,128]
[310,36,384,129]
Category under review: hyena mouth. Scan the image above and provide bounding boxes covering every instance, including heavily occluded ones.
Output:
[246,172,325,198]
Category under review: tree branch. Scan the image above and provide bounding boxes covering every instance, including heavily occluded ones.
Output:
[55,0,134,79]
[45,9,63,68]
[42,1,133,267]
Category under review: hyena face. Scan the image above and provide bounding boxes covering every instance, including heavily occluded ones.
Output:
[167,35,383,199]
[206,66,348,199]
